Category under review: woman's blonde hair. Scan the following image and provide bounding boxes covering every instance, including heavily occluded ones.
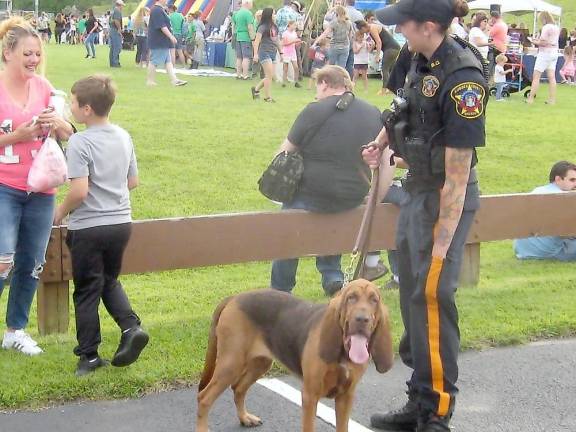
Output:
[539,11,554,25]
[0,16,45,74]
[134,6,148,26]
[334,5,348,21]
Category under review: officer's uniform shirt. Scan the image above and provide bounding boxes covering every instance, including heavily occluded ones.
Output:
[412,37,487,153]
[403,39,486,173]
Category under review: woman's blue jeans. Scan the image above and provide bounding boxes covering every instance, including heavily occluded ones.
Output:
[0,184,55,329]
[85,32,97,57]
[270,196,343,293]
[328,46,350,69]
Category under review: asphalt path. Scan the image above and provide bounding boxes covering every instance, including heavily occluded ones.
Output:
[2,338,575,432]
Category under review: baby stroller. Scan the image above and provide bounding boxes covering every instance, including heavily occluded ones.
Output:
[489,52,532,99]
[122,30,135,50]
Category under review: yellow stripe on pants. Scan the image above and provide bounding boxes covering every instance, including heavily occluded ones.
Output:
[424,255,451,416]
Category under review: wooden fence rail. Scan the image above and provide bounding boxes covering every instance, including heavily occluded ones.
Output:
[37,192,576,335]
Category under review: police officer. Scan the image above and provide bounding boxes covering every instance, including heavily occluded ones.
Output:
[362,0,487,431]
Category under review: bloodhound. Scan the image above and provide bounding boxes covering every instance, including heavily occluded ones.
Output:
[196,279,394,432]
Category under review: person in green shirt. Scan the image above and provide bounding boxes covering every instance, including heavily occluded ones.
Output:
[77,15,87,43]
[232,0,255,79]
[184,13,197,68]
[169,4,186,64]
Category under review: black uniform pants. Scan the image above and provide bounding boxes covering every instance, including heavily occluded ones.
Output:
[395,183,478,420]
[66,223,140,358]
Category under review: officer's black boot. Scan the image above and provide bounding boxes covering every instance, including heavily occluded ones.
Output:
[370,386,419,431]
[417,398,455,432]
[417,416,450,432]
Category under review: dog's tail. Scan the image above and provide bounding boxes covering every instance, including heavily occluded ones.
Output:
[198,296,233,392]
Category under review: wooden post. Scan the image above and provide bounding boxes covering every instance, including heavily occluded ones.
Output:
[37,227,69,336]
[459,243,480,287]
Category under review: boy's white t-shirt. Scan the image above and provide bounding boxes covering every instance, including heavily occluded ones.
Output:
[494,64,506,83]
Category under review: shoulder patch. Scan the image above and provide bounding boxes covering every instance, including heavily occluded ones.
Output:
[450,82,485,119]
[422,76,440,97]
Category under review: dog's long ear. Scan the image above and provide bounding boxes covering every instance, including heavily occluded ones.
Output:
[370,302,394,373]
[318,293,345,364]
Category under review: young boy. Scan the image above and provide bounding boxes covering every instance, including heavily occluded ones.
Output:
[494,53,512,101]
[307,39,329,90]
[54,75,149,377]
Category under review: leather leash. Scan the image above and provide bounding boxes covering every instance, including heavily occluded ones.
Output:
[344,162,382,284]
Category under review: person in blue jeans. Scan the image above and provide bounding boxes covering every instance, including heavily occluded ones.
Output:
[0,17,74,356]
[84,8,99,59]
[315,6,353,69]
[269,65,383,296]
[109,0,124,67]
[514,161,576,261]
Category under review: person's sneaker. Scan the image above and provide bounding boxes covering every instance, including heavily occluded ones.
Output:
[294,82,302,88]
[111,326,149,367]
[324,280,343,297]
[2,330,43,356]
[172,79,188,86]
[362,260,389,282]
[370,399,418,431]
[251,86,260,100]
[417,416,450,432]
[75,355,109,377]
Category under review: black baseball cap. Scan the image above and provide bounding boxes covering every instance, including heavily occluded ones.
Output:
[375,0,455,26]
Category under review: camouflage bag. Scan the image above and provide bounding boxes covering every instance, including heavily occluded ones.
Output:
[258,151,304,203]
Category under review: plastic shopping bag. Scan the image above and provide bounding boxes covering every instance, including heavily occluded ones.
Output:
[27,137,68,192]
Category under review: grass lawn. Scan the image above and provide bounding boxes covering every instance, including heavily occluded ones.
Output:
[0,43,575,410]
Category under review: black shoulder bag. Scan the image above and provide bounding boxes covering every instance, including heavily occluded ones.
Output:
[258,92,354,203]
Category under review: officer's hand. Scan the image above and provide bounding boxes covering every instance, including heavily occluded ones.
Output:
[362,143,382,169]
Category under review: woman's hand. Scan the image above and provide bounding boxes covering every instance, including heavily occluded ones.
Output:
[14,119,42,142]
[361,143,383,169]
[253,54,259,63]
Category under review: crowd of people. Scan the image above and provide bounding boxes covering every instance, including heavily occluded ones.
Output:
[1,0,575,430]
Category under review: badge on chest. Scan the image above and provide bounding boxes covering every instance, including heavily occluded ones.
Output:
[421,75,440,98]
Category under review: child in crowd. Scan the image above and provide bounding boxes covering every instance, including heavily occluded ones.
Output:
[281,20,301,88]
[494,53,512,101]
[353,31,371,91]
[307,38,329,89]
[559,45,575,84]
[54,75,149,377]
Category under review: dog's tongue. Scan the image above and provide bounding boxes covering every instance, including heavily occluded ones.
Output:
[348,335,369,364]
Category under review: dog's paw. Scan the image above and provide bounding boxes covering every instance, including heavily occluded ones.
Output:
[239,413,263,427]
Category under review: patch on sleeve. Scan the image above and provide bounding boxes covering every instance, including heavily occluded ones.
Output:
[450,82,485,119]
[422,76,440,97]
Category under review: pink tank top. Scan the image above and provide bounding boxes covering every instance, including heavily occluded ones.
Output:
[0,75,54,192]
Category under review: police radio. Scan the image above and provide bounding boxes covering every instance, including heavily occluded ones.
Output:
[382,95,409,158]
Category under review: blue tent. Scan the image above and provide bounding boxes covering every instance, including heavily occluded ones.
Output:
[355,0,389,11]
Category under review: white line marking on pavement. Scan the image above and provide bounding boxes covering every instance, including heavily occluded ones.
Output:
[257,378,374,432]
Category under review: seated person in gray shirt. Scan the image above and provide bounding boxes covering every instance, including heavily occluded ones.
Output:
[54,75,149,377]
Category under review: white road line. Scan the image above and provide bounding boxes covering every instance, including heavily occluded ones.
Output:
[257,378,374,432]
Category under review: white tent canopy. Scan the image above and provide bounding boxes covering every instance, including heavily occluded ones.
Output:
[467,0,561,16]
[467,0,562,33]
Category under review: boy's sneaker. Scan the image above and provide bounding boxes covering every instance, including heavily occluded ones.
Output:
[2,330,43,356]
[294,82,302,88]
[111,326,149,367]
[76,355,109,377]
[172,79,188,87]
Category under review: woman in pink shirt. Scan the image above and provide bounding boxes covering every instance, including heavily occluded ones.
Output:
[0,17,73,355]
[527,11,560,105]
